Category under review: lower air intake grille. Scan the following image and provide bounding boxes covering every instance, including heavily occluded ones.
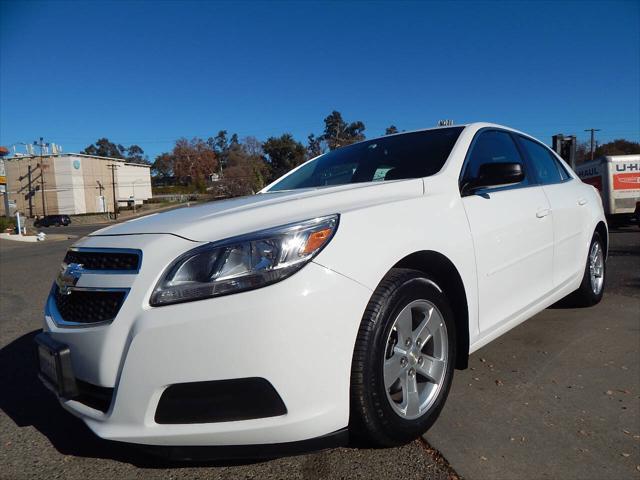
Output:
[75,380,114,413]
[54,287,126,324]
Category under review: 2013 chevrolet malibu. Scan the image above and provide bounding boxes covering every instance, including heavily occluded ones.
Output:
[36,123,607,454]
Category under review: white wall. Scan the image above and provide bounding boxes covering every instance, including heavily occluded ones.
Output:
[116,164,152,205]
[55,156,87,214]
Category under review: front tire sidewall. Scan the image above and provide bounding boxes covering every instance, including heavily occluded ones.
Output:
[358,275,456,446]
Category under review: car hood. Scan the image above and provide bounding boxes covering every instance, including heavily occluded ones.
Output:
[90,179,424,242]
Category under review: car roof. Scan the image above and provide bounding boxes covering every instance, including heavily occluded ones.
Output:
[365,122,540,143]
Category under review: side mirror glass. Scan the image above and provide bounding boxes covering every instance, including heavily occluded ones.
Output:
[462,162,525,195]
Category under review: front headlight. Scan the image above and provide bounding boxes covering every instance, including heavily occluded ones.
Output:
[150,214,339,306]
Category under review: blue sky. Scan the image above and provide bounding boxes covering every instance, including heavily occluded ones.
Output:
[1,0,638,160]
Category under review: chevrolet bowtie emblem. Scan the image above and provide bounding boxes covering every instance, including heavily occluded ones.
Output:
[56,263,84,295]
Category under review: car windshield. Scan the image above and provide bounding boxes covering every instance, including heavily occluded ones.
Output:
[267,126,465,192]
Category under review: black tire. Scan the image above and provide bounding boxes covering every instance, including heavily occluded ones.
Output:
[568,232,606,307]
[350,268,456,447]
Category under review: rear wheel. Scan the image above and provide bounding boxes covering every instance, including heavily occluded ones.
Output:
[568,232,606,307]
[350,268,456,446]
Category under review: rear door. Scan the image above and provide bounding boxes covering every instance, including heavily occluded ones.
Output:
[461,130,554,333]
[516,135,588,287]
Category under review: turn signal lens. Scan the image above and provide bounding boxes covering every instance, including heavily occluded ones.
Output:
[302,228,332,254]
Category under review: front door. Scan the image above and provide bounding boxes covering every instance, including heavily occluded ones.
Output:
[461,130,555,333]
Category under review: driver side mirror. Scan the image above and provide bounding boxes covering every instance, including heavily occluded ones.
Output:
[462,162,525,196]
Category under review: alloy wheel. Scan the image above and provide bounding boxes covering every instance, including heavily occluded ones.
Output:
[383,299,448,420]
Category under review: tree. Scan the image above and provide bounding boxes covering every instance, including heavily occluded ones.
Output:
[221,137,268,196]
[575,141,591,164]
[594,139,640,157]
[385,125,399,135]
[263,134,306,181]
[82,138,125,158]
[125,144,148,164]
[307,133,323,158]
[320,110,365,150]
[152,152,174,178]
[172,137,218,189]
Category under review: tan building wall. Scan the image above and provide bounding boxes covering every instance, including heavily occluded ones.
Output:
[4,154,151,216]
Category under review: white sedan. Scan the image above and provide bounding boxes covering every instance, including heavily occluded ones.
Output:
[36,123,607,456]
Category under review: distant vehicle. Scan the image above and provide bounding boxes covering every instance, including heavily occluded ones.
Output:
[36,123,607,455]
[575,155,640,224]
[34,215,71,227]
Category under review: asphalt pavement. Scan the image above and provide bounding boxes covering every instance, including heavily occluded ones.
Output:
[424,225,640,479]
[0,223,454,480]
[0,222,638,479]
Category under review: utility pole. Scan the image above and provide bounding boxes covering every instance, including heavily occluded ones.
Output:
[38,164,46,216]
[34,137,50,216]
[584,128,601,161]
[107,164,119,220]
[27,164,33,218]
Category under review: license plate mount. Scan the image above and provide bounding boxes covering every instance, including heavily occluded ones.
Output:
[35,332,78,399]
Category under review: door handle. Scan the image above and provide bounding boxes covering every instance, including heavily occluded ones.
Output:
[536,208,552,218]
[578,198,588,206]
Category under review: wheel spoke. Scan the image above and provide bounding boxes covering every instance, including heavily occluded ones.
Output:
[413,306,435,345]
[395,307,413,344]
[417,354,445,383]
[400,370,420,417]
[384,354,405,386]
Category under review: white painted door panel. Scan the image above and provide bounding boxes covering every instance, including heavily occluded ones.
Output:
[463,186,554,332]
[543,181,590,286]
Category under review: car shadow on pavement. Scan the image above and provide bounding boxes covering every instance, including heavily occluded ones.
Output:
[0,330,270,469]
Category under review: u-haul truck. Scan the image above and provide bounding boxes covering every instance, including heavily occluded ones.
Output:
[575,154,640,222]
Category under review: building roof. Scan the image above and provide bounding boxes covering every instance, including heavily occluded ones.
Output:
[5,152,151,168]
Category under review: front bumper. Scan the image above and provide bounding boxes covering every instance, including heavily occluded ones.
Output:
[42,236,372,446]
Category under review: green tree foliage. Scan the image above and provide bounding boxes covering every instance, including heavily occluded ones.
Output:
[320,110,365,150]
[263,134,306,181]
[82,138,125,158]
[82,138,149,164]
[125,144,148,164]
[385,125,399,135]
[207,130,229,174]
[152,152,174,178]
[594,139,640,157]
[307,133,323,159]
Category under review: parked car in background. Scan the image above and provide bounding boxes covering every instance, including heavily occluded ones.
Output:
[34,215,71,227]
[36,123,607,457]
[575,155,640,225]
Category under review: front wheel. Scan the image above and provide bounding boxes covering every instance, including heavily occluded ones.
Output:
[350,268,456,446]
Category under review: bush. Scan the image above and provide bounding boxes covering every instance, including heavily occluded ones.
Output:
[0,217,16,232]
